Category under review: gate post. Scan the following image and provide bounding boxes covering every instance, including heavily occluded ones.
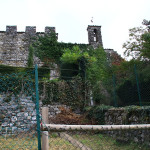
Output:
[35,64,42,150]
[134,64,142,106]
[42,107,49,150]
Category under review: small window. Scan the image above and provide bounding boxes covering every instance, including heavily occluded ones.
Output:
[93,29,97,42]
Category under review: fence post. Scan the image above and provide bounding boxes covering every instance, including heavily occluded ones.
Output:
[42,107,49,150]
[35,64,42,150]
[113,74,117,107]
[134,64,142,106]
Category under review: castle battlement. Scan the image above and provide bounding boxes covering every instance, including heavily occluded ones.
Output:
[0,26,57,67]
[0,25,121,68]
[0,26,56,35]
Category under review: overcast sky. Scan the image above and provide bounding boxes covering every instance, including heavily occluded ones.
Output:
[0,0,150,57]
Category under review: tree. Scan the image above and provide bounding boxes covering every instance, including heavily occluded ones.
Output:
[60,46,112,105]
[86,46,110,84]
[141,32,150,59]
[60,46,95,79]
[60,45,110,83]
[86,47,112,105]
[123,20,150,60]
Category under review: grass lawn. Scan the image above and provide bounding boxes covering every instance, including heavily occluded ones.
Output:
[73,133,149,150]
[0,133,149,150]
[0,135,78,150]
[0,135,38,150]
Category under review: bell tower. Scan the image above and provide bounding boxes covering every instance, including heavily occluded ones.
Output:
[87,25,103,48]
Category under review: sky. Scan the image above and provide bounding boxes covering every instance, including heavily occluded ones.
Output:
[0,0,150,58]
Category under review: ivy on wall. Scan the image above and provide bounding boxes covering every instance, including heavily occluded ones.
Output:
[39,76,90,110]
[33,32,88,67]
[27,45,34,68]
[0,65,50,79]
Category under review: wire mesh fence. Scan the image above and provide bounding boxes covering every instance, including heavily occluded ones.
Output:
[0,69,40,150]
[47,129,150,150]
[38,61,150,150]
[38,62,150,108]
[1,61,150,150]
[113,62,150,107]
[40,106,150,150]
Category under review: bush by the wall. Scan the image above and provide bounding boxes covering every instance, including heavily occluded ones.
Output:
[85,105,113,125]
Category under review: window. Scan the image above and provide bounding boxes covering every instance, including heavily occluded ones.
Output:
[93,29,97,42]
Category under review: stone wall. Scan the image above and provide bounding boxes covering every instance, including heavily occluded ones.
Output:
[0,94,37,133]
[0,94,66,133]
[0,26,56,67]
[0,25,122,69]
[105,108,150,145]
[1,93,150,146]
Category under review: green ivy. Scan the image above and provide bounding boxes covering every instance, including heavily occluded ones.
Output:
[0,65,50,79]
[27,45,34,67]
[39,76,88,110]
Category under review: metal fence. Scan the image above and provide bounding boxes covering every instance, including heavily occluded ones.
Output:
[38,62,150,108]
[113,63,150,107]
[40,107,150,150]
[1,62,150,150]
[38,62,150,150]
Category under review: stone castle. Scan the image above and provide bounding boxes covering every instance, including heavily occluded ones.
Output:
[0,25,120,67]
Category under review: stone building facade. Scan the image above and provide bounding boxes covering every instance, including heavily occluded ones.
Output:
[0,25,121,68]
[0,26,56,67]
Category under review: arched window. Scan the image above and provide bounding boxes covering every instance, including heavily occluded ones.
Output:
[93,29,98,42]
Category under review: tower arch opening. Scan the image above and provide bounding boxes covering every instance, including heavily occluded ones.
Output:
[93,29,98,42]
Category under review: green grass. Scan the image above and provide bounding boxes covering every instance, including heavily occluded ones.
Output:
[0,135,78,150]
[49,137,80,150]
[73,133,149,150]
[0,135,37,150]
[0,133,149,150]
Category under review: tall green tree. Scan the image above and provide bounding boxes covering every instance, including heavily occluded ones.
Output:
[86,46,110,84]
[60,46,111,105]
[141,32,150,59]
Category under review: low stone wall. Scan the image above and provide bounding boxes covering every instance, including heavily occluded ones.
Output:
[0,94,37,132]
[0,94,66,132]
[105,108,150,145]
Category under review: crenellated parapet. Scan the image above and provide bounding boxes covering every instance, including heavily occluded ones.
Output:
[45,26,56,34]
[1,25,56,35]
[6,26,17,35]
[0,25,57,67]
[0,25,121,68]
[25,26,36,36]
